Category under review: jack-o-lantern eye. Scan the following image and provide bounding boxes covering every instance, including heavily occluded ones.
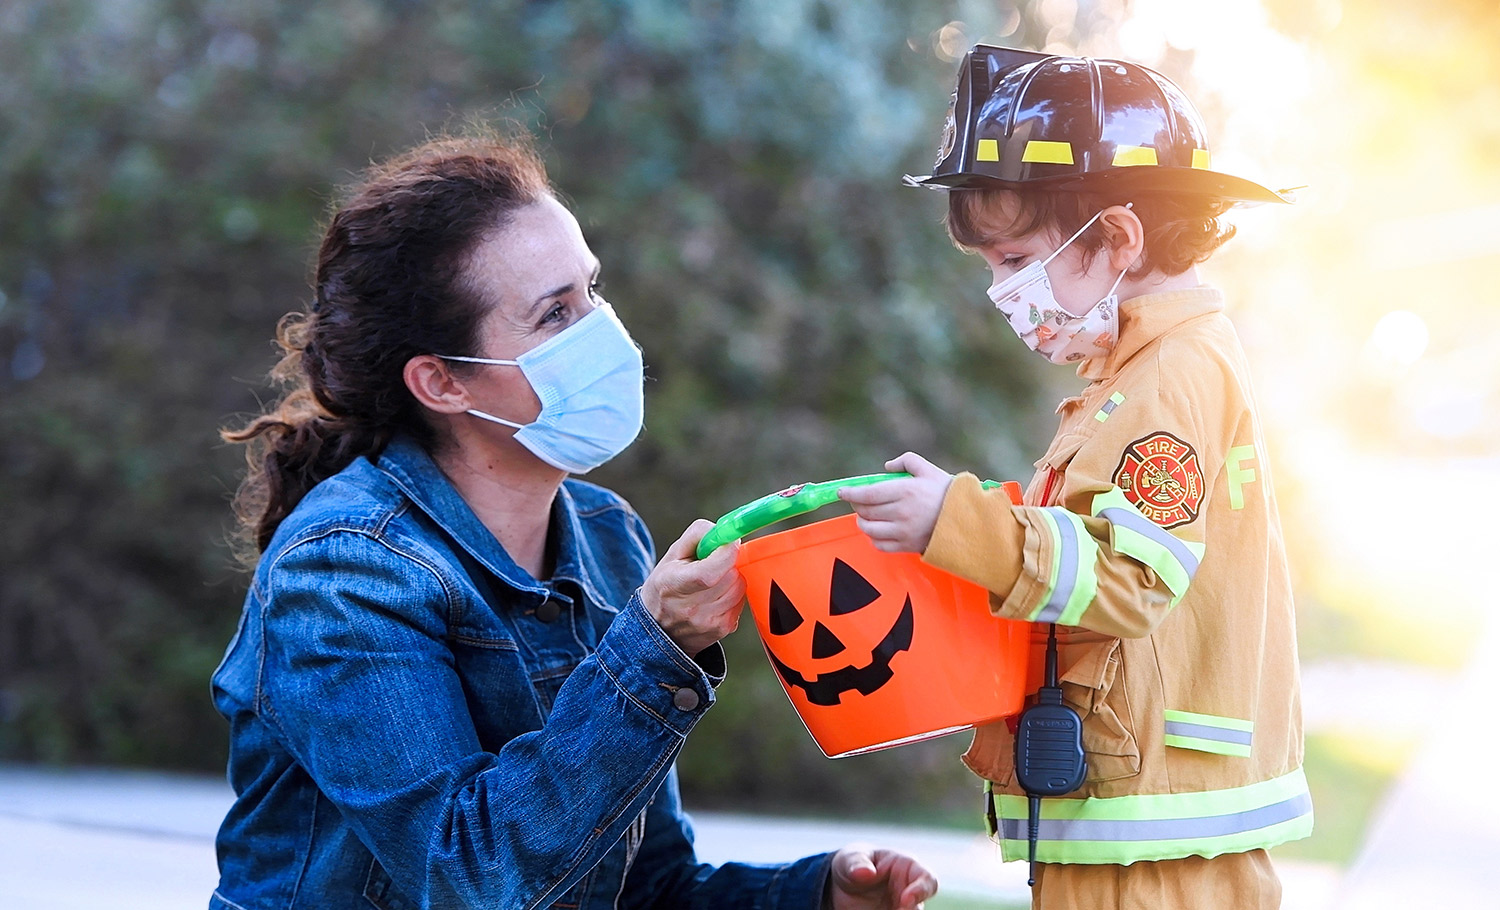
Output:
[829,559,880,614]
[768,581,803,634]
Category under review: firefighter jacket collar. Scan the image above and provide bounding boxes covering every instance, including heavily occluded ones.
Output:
[1078,287,1225,382]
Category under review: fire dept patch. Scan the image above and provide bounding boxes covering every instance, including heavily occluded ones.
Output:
[1113,432,1205,529]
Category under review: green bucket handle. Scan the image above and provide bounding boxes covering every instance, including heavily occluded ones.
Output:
[696,472,1008,559]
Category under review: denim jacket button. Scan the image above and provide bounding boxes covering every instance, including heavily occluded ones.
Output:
[672,687,701,712]
[535,600,562,623]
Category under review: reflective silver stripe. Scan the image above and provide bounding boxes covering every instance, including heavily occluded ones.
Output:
[1034,510,1079,623]
[1164,721,1253,747]
[999,792,1312,843]
[1098,506,1200,577]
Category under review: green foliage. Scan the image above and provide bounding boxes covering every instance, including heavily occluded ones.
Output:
[0,0,1077,821]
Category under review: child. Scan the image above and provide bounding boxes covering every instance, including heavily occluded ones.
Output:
[840,47,1310,909]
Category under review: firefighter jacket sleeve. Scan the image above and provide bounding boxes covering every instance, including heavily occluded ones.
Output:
[924,384,1216,640]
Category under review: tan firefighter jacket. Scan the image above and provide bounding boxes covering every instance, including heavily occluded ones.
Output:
[923,287,1312,865]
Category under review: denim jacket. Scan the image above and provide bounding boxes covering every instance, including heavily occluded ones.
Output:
[210,434,832,909]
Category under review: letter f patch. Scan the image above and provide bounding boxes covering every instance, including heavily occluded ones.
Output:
[1226,445,1258,510]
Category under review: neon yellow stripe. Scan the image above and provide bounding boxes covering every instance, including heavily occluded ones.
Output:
[1053,509,1099,626]
[1090,488,1203,603]
[1094,391,1127,423]
[996,767,1310,822]
[998,815,1313,864]
[993,767,1313,864]
[1112,145,1159,167]
[1021,140,1074,164]
[1164,710,1254,732]
[1165,734,1253,758]
[1192,148,1212,170]
[976,138,1000,162]
[1025,509,1064,622]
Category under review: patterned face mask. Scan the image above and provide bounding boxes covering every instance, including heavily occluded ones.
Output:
[986,206,1130,365]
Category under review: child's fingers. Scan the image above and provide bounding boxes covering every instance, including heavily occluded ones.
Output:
[837,478,909,506]
[855,517,913,552]
[884,451,945,478]
[847,500,907,522]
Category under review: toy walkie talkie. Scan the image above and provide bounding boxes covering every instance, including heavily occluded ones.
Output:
[1012,623,1087,887]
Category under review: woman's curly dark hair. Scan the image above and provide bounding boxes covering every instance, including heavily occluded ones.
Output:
[222,128,551,564]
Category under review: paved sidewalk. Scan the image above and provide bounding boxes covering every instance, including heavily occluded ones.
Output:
[1331,614,1500,908]
[0,763,1346,908]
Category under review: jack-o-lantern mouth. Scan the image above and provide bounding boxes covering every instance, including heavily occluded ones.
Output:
[765,596,914,706]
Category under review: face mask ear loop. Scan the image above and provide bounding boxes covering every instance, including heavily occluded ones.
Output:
[1041,209,1107,268]
[1104,264,1128,300]
[1102,202,1136,294]
[1040,202,1136,269]
[433,355,530,428]
[437,355,521,366]
[466,408,527,430]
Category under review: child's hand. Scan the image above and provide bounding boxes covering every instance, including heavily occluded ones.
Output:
[837,452,954,554]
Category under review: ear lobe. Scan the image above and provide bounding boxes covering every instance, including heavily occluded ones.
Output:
[1101,204,1145,272]
[403,355,471,415]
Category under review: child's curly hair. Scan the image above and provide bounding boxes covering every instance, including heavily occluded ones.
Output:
[947,187,1236,276]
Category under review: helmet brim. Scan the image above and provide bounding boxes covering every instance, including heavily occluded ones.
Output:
[904,167,1297,205]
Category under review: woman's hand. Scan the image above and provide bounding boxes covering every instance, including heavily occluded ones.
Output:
[826,844,938,910]
[836,452,954,554]
[640,519,745,657]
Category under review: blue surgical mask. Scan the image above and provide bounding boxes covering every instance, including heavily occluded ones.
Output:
[438,303,644,474]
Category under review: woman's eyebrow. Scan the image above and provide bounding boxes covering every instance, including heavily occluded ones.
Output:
[527,259,601,317]
[530,283,575,312]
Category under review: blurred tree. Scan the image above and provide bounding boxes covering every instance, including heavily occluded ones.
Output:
[0,0,1076,817]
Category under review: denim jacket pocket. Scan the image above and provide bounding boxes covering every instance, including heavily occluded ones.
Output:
[363,859,420,910]
[1059,638,1141,783]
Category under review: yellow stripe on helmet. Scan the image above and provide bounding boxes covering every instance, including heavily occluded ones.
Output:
[1021,140,1074,165]
[1112,145,1159,167]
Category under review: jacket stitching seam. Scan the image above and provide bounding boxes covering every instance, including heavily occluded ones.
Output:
[622,595,701,681]
[522,746,678,910]
[446,633,520,651]
[210,890,251,910]
[288,787,319,908]
[595,653,683,729]
[255,527,460,731]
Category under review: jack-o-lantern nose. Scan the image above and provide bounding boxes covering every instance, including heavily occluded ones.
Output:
[811,622,846,658]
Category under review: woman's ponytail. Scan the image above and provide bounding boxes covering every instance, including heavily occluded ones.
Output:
[223,128,551,566]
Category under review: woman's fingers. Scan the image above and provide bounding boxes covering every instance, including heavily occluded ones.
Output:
[661,518,716,562]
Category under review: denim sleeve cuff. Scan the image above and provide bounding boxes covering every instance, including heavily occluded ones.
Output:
[594,593,717,737]
[769,851,836,910]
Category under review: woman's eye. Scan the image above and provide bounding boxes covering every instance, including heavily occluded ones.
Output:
[540,303,566,325]
[1002,255,1026,269]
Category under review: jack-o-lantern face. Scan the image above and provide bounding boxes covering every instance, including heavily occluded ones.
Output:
[761,558,914,706]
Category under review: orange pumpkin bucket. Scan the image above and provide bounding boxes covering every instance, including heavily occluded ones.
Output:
[698,474,1032,758]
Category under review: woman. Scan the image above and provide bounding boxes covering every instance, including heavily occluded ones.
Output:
[210,131,938,910]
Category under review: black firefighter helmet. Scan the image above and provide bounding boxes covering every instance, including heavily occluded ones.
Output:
[906,45,1294,205]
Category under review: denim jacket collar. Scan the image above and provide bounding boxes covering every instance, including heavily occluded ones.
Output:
[375,434,614,609]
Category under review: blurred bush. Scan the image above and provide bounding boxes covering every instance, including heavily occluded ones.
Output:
[0,0,1071,813]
